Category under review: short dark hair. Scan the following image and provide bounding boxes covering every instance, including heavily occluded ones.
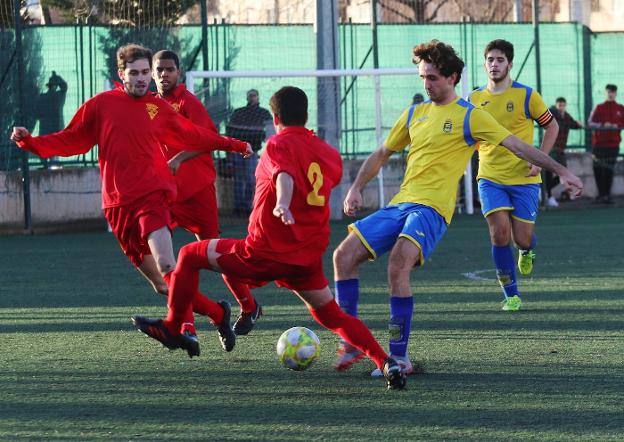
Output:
[412,40,464,86]
[153,50,180,69]
[556,96,566,103]
[606,84,617,92]
[484,39,514,63]
[270,86,307,126]
[117,44,152,70]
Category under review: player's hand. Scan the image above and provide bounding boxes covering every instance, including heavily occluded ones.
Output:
[241,143,254,158]
[527,164,542,177]
[273,205,295,225]
[559,171,583,199]
[168,157,182,175]
[10,127,29,142]
[343,188,363,217]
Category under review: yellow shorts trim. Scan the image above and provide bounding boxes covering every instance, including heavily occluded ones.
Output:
[483,206,514,218]
[511,214,535,224]
[397,233,425,267]
[348,224,377,261]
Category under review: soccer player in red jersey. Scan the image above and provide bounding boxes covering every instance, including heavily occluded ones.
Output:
[11,44,252,356]
[152,50,262,337]
[132,86,407,390]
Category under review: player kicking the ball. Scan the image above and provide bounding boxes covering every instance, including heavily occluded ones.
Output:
[132,86,407,390]
[331,40,583,377]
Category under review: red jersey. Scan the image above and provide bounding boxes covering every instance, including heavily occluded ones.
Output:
[17,86,247,208]
[245,126,343,266]
[158,84,218,201]
[591,101,624,148]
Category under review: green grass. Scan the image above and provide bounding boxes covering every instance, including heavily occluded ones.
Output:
[1,207,623,441]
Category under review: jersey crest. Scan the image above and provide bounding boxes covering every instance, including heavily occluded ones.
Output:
[171,102,181,113]
[146,103,159,120]
[506,101,514,112]
[442,119,453,134]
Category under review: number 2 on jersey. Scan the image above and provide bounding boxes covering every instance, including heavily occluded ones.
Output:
[306,162,325,206]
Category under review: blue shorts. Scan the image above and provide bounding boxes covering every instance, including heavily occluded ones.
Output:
[478,178,540,223]
[349,203,447,266]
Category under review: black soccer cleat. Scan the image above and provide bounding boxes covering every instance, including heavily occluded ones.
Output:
[216,301,236,352]
[233,302,263,336]
[182,331,201,358]
[383,357,407,390]
[131,315,200,358]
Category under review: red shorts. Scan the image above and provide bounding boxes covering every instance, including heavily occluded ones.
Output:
[170,183,219,239]
[104,191,171,267]
[215,239,328,291]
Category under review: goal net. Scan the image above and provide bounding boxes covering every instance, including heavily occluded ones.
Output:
[186,68,475,219]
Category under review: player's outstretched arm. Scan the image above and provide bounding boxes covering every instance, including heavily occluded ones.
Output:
[501,135,583,198]
[273,172,295,225]
[344,145,393,216]
[528,118,559,177]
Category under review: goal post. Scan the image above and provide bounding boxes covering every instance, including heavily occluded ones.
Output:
[186,68,476,217]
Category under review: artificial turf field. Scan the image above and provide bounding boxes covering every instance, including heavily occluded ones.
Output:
[0,207,622,441]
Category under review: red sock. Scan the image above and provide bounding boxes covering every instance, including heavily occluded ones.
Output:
[191,291,224,326]
[163,271,196,334]
[222,274,256,313]
[309,300,388,369]
[164,241,214,331]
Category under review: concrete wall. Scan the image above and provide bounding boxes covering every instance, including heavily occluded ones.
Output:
[1,152,621,232]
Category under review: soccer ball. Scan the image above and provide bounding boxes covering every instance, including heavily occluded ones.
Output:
[276,327,321,371]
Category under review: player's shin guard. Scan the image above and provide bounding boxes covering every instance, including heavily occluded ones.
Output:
[309,300,387,369]
[492,244,519,298]
[335,279,360,317]
[222,274,256,313]
[388,296,414,358]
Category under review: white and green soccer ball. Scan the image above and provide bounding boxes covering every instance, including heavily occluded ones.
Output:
[276,327,321,371]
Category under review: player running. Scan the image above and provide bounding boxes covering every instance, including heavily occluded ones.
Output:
[132,86,407,390]
[152,50,262,338]
[469,39,559,311]
[11,44,252,356]
[331,40,583,376]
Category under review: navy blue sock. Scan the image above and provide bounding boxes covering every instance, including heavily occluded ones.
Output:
[492,245,519,298]
[335,279,359,317]
[529,233,537,250]
[388,296,414,357]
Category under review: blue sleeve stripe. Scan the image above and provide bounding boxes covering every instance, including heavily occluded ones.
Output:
[406,104,417,129]
[456,98,476,146]
[512,81,532,119]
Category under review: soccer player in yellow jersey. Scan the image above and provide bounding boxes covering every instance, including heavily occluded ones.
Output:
[331,40,583,376]
[470,39,559,312]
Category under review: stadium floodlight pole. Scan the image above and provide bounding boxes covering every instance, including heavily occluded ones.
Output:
[14,0,32,233]
[315,0,342,219]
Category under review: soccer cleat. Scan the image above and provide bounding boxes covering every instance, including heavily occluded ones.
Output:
[546,196,559,207]
[382,357,407,390]
[216,301,236,352]
[501,295,522,312]
[131,315,200,358]
[518,249,535,275]
[371,355,414,377]
[233,302,263,336]
[334,341,365,371]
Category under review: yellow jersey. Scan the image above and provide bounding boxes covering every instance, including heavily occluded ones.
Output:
[469,80,553,185]
[385,97,510,224]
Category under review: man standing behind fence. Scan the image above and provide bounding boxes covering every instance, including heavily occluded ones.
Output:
[152,50,263,336]
[588,84,624,204]
[225,89,273,215]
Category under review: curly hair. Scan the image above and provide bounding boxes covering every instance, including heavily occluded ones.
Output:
[412,40,464,86]
[117,44,153,71]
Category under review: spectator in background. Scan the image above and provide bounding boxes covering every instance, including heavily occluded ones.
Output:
[225,89,273,215]
[37,71,67,167]
[545,97,583,207]
[588,84,624,204]
[412,93,424,105]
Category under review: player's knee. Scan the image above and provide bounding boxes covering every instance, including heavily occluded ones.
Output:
[490,226,510,246]
[387,260,411,282]
[178,241,207,269]
[154,282,168,296]
[155,256,175,275]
